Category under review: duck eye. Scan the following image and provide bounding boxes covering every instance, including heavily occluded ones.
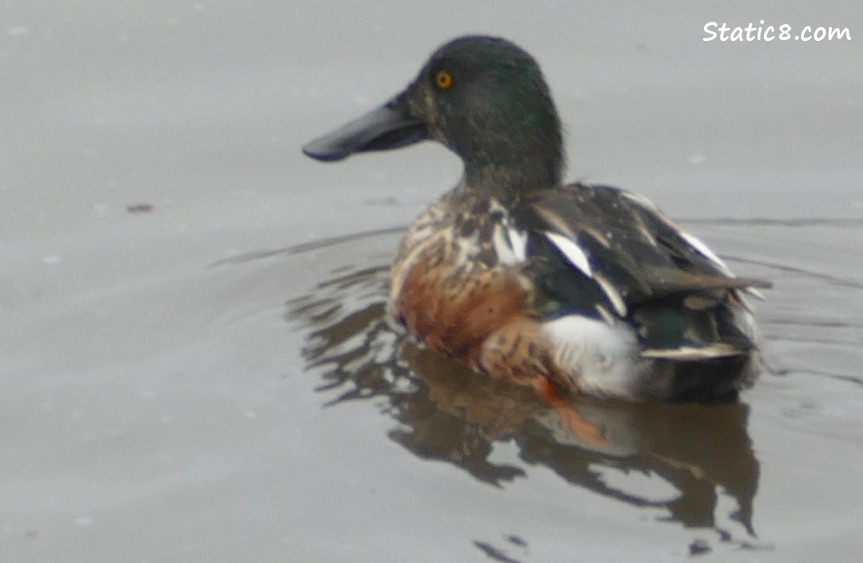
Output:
[435,70,454,90]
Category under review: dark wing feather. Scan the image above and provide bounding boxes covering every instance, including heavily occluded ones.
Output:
[514,183,771,356]
[517,183,770,305]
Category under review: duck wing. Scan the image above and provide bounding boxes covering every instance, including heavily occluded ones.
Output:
[513,183,771,356]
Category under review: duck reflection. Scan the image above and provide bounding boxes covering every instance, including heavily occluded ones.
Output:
[288,265,759,539]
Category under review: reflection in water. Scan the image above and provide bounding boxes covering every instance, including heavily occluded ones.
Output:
[288,262,760,549]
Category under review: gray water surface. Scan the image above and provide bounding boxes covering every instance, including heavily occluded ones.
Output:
[2,2,862,561]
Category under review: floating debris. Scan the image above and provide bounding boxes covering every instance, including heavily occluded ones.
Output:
[126,203,154,214]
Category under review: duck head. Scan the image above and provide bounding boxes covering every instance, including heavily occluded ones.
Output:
[303,36,565,195]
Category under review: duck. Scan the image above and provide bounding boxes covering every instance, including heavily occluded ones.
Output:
[302,35,771,404]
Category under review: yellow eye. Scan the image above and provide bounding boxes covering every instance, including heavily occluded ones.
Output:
[435,70,454,89]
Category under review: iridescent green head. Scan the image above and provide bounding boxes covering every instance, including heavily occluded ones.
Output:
[304,36,565,197]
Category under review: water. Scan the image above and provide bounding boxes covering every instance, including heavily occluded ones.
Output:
[281,214,860,560]
[2,1,862,561]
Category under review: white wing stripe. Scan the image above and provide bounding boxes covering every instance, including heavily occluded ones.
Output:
[492,225,518,265]
[507,227,528,262]
[594,274,628,317]
[679,231,731,273]
[543,231,593,278]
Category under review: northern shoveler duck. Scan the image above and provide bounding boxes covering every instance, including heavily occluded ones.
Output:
[303,36,770,404]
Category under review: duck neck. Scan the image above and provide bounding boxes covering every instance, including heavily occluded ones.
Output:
[456,100,565,200]
[463,148,564,200]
